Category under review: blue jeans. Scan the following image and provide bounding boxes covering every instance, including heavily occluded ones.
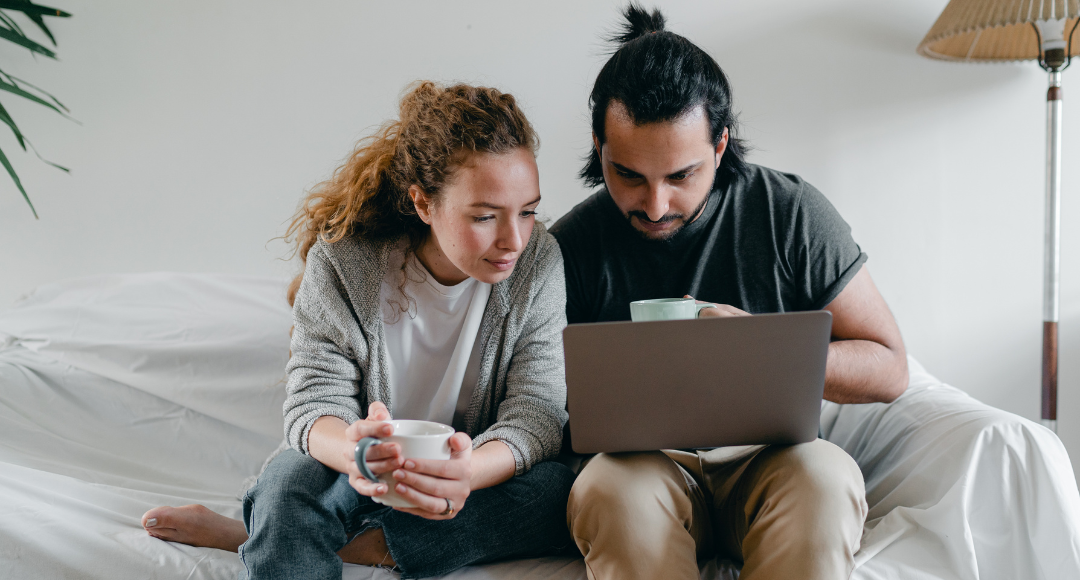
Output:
[239,449,575,579]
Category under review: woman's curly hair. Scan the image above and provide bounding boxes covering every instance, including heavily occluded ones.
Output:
[284,81,538,306]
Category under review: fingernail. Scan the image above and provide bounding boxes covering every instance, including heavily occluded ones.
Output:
[393,469,404,479]
[404,460,415,469]
[396,484,407,493]
[378,485,387,493]
[145,518,157,528]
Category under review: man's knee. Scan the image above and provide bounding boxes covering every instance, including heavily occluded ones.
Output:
[568,451,689,525]
[754,439,867,523]
[568,451,707,577]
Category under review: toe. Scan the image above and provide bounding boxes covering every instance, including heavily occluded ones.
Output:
[142,506,175,529]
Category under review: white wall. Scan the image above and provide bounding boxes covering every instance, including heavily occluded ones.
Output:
[2,1,1078,479]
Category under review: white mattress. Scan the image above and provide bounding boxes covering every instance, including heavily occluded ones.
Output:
[1,273,1077,580]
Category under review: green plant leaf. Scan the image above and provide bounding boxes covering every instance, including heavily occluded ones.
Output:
[0,143,37,218]
[4,73,67,111]
[0,101,27,149]
[25,13,55,45]
[0,26,55,57]
[0,101,68,171]
[0,78,68,117]
[0,11,27,37]
[0,1,71,217]
[0,2,71,18]
[29,146,66,171]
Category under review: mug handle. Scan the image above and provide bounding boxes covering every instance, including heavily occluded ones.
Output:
[695,303,718,318]
[353,437,382,483]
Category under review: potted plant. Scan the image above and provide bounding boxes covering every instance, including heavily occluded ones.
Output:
[0,0,71,218]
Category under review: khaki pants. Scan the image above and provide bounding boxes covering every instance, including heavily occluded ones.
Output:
[567,440,867,580]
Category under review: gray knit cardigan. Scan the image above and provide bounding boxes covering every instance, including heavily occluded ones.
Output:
[282,223,568,475]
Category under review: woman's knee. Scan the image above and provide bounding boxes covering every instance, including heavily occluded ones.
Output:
[250,448,336,503]
[492,461,575,513]
[527,461,576,498]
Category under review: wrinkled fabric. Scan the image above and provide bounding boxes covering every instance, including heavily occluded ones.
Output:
[1,273,1077,580]
[823,357,1080,580]
[0,273,292,439]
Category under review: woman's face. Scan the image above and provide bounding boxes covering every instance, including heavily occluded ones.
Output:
[412,147,541,286]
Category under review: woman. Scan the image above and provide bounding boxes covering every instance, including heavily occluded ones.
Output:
[141,81,574,578]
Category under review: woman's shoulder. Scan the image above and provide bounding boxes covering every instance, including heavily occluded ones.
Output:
[299,234,397,321]
[314,234,394,267]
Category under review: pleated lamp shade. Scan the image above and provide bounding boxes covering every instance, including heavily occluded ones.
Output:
[918,0,1080,61]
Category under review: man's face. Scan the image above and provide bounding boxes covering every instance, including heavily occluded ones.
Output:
[596,102,727,240]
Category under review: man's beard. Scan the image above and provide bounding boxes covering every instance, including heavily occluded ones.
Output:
[625,188,712,242]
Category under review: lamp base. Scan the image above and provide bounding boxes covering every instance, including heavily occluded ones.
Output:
[1042,418,1058,433]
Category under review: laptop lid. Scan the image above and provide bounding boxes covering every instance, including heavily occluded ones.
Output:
[564,311,831,454]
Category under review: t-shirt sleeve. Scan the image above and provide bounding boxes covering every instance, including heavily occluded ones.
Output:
[790,182,867,311]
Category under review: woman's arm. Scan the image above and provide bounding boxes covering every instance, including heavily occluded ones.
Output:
[284,244,366,454]
[470,234,570,473]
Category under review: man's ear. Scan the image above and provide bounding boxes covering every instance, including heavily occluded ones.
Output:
[409,185,433,225]
[592,133,602,162]
[714,127,729,169]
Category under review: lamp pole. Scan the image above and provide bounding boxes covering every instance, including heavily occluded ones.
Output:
[1038,24,1068,434]
[1043,67,1063,433]
[917,3,1076,435]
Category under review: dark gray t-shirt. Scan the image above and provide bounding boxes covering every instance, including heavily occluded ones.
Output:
[550,163,866,323]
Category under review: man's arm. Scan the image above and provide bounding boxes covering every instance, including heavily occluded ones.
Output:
[693,264,907,404]
[822,265,907,404]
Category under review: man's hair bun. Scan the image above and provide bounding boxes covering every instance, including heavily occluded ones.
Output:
[610,3,666,45]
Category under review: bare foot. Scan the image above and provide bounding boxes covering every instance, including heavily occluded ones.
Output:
[142,504,248,552]
[142,504,396,566]
[338,528,397,567]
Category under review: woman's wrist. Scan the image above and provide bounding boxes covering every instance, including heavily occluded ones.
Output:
[469,440,516,491]
[307,415,354,474]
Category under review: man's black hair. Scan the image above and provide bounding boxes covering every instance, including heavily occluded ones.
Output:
[580,3,749,189]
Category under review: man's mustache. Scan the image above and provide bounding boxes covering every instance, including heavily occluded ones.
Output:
[627,211,683,224]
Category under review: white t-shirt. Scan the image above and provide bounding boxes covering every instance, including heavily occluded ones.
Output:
[379,245,491,426]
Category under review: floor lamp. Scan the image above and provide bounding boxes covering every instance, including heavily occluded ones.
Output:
[918,1,1077,434]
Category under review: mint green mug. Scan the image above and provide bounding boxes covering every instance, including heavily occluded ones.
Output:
[629,298,718,321]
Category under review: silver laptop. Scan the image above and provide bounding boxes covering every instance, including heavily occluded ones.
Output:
[563,311,831,454]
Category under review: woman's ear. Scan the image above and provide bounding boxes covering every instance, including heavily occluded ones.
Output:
[409,185,433,225]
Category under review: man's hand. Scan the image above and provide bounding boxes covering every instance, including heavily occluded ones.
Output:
[341,402,405,498]
[389,432,473,520]
[685,295,751,318]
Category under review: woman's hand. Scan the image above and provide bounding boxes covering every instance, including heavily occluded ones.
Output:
[341,402,404,498]
[389,432,473,520]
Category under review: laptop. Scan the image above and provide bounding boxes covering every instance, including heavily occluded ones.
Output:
[563,311,831,454]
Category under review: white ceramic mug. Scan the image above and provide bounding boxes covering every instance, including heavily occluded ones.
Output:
[630,297,718,321]
[353,419,454,508]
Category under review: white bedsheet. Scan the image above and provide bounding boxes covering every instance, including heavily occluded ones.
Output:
[823,362,1080,580]
[1,273,1077,580]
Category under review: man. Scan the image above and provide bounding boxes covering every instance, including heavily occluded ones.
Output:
[549,5,908,580]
